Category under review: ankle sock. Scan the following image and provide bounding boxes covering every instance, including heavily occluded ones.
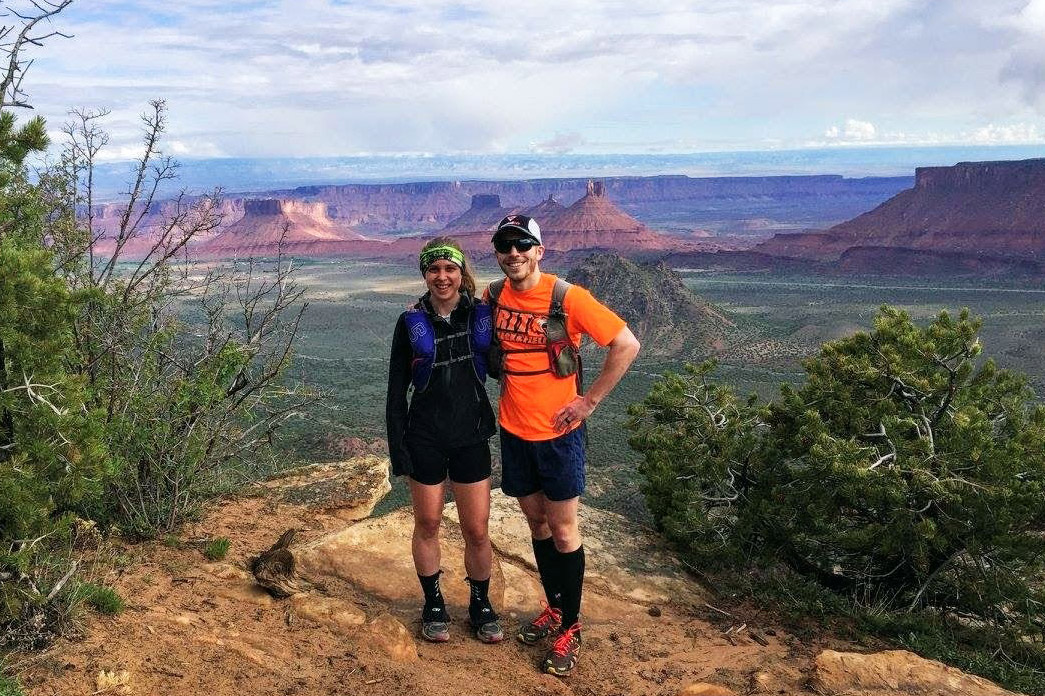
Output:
[419,570,447,621]
[467,576,498,624]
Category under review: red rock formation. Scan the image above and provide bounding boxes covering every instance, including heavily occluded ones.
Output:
[523,194,566,220]
[536,180,681,251]
[441,194,517,232]
[756,158,1045,264]
[90,196,238,259]
[199,199,364,256]
[284,181,472,234]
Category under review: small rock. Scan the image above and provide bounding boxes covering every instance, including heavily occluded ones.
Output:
[749,671,774,693]
[96,670,132,694]
[366,613,418,662]
[678,683,737,696]
[290,593,366,634]
[648,605,662,617]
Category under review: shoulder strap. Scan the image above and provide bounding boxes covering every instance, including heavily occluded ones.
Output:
[550,278,571,315]
[488,278,506,305]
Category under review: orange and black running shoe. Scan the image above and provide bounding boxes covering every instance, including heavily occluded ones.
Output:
[516,602,562,645]
[543,622,582,677]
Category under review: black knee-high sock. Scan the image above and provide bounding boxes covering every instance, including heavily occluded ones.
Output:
[532,536,562,609]
[557,546,585,629]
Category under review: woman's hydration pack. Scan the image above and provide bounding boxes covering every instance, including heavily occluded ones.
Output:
[403,300,493,392]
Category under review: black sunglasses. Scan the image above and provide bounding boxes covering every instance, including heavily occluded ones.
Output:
[493,237,538,254]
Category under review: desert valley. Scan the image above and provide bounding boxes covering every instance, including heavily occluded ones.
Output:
[9,2,1045,694]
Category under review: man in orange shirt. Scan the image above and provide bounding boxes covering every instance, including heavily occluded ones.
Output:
[486,214,640,677]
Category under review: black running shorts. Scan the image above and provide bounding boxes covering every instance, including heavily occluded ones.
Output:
[406,439,492,485]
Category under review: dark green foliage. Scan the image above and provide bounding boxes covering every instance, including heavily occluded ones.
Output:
[0,111,109,649]
[0,112,47,190]
[630,307,1045,690]
[203,537,231,561]
[75,583,124,616]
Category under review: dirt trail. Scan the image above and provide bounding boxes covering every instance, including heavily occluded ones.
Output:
[13,484,845,696]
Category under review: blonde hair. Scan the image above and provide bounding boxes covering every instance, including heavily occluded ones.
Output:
[420,236,476,296]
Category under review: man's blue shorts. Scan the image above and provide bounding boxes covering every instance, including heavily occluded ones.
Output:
[499,424,586,501]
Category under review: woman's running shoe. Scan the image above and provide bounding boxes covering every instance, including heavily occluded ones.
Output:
[469,598,505,643]
[420,604,450,643]
[474,617,505,643]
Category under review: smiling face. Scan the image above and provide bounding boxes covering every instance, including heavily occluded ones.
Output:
[423,258,463,305]
[494,233,544,290]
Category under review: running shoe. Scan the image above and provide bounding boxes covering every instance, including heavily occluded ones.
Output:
[474,617,505,643]
[469,598,504,643]
[543,622,582,677]
[516,602,562,645]
[420,604,450,643]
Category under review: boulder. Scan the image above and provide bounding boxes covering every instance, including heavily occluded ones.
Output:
[810,649,1022,696]
[454,490,705,609]
[296,508,505,611]
[290,592,367,634]
[259,456,391,522]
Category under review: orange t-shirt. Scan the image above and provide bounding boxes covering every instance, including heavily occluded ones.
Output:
[485,273,626,441]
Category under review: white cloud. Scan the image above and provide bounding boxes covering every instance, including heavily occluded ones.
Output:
[807,120,1045,148]
[14,0,1045,157]
[824,119,878,142]
[966,122,1044,144]
[529,132,588,154]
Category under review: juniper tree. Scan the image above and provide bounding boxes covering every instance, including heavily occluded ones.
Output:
[629,307,1045,632]
[0,102,108,649]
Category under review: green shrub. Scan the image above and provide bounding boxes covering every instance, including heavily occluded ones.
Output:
[203,537,231,561]
[0,669,26,696]
[629,307,1045,691]
[76,582,124,616]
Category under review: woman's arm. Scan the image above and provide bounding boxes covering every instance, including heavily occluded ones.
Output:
[385,314,413,476]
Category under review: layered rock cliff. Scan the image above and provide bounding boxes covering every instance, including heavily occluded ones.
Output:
[275,175,909,236]
[754,158,1045,271]
[523,194,565,220]
[199,198,365,256]
[441,194,516,232]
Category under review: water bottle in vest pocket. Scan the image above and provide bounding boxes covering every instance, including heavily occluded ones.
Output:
[543,313,579,378]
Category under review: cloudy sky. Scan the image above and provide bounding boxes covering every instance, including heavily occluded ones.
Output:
[12,0,1045,159]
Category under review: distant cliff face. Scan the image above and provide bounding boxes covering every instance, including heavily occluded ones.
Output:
[269,174,907,237]
[200,197,364,255]
[441,194,516,232]
[754,158,1045,271]
[242,199,330,218]
[565,252,734,356]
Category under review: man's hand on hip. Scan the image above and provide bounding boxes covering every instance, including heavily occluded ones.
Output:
[552,396,596,432]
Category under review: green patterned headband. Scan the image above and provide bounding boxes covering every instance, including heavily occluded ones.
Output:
[419,245,466,274]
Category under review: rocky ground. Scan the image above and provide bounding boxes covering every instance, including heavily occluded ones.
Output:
[12,457,1024,696]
